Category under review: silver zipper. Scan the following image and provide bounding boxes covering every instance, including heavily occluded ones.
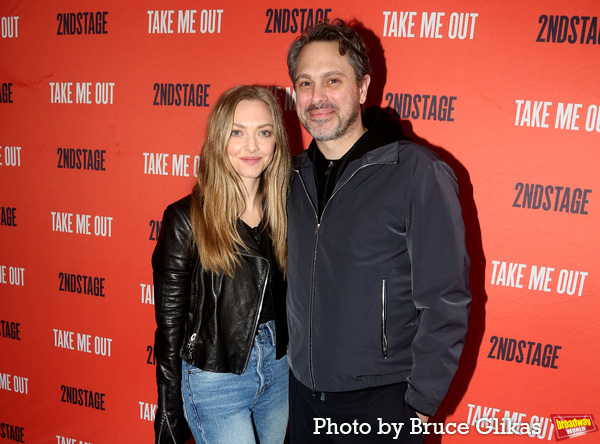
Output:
[293,169,321,394]
[309,222,320,394]
[381,278,388,359]
[186,333,197,359]
[240,252,269,373]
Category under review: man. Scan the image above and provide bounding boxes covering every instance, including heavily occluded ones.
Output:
[285,19,471,443]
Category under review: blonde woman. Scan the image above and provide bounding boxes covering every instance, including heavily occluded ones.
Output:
[153,85,291,444]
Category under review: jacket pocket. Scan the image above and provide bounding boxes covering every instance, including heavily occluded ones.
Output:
[381,278,388,359]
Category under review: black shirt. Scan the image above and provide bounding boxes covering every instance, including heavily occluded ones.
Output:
[241,219,275,328]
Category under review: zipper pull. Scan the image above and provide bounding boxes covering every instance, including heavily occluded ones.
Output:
[187,333,197,358]
[325,160,334,176]
[315,222,320,235]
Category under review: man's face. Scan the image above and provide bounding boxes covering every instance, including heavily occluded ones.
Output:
[294,41,369,142]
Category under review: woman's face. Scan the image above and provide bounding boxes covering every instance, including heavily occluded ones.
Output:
[226,99,276,191]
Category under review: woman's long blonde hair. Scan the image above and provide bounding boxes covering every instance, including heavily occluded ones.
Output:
[190,85,291,276]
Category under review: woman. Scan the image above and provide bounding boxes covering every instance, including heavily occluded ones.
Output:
[152,85,291,444]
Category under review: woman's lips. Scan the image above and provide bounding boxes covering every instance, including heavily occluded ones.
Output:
[241,157,261,164]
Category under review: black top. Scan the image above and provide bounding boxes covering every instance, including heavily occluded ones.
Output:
[312,107,406,218]
[240,219,276,328]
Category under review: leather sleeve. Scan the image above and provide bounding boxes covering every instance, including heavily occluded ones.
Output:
[152,197,193,443]
[154,385,191,443]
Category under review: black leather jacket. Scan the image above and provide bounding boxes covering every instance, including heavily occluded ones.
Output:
[152,195,288,444]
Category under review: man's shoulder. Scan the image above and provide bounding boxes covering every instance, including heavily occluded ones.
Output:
[369,139,442,166]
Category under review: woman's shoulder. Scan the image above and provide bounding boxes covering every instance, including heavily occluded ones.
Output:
[162,194,193,226]
[166,194,192,210]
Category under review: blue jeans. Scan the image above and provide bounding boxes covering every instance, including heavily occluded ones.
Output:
[182,321,289,444]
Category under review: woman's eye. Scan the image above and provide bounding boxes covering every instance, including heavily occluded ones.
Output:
[231,130,242,136]
[260,130,272,137]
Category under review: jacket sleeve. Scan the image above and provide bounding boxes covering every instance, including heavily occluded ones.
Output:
[152,200,193,444]
[404,160,471,416]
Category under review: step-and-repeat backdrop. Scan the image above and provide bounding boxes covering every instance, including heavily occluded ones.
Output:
[1,1,598,443]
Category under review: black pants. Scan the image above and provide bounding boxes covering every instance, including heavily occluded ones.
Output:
[289,372,425,443]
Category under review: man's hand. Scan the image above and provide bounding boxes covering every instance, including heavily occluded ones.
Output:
[416,412,429,423]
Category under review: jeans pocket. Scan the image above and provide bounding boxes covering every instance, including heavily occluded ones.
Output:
[183,360,205,376]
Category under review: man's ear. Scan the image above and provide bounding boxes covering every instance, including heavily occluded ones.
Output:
[359,74,371,105]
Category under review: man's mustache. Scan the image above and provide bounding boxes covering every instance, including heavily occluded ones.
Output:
[305,103,338,113]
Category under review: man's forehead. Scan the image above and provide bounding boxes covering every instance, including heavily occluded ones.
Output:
[298,40,341,58]
[296,42,351,75]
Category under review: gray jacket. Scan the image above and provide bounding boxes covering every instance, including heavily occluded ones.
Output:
[286,116,471,416]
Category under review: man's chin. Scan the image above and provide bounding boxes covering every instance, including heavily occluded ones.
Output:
[306,123,338,141]
[311,131,338,142]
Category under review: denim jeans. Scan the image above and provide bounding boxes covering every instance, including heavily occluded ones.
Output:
[182,320,289,444]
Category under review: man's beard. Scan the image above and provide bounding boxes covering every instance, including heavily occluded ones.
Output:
[300,103,360,142]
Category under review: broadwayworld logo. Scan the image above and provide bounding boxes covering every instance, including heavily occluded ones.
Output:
[551,414,597,440]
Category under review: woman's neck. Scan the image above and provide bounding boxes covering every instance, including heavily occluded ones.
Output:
[240,184,262,228]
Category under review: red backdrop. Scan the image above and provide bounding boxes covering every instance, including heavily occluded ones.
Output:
[1,1,598,443]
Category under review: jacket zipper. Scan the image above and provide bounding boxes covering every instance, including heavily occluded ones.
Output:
[186,251,269,372]
[381,278,388,359]
[294,160,393,394]
[323,160,334,203]
[186,333,197,359]
[325,160,334,175]
[309,222,320,395]
[241,253,270,372]
[293,169,320,395]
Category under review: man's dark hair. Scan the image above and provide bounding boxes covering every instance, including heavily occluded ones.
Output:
[287,18,371,85]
